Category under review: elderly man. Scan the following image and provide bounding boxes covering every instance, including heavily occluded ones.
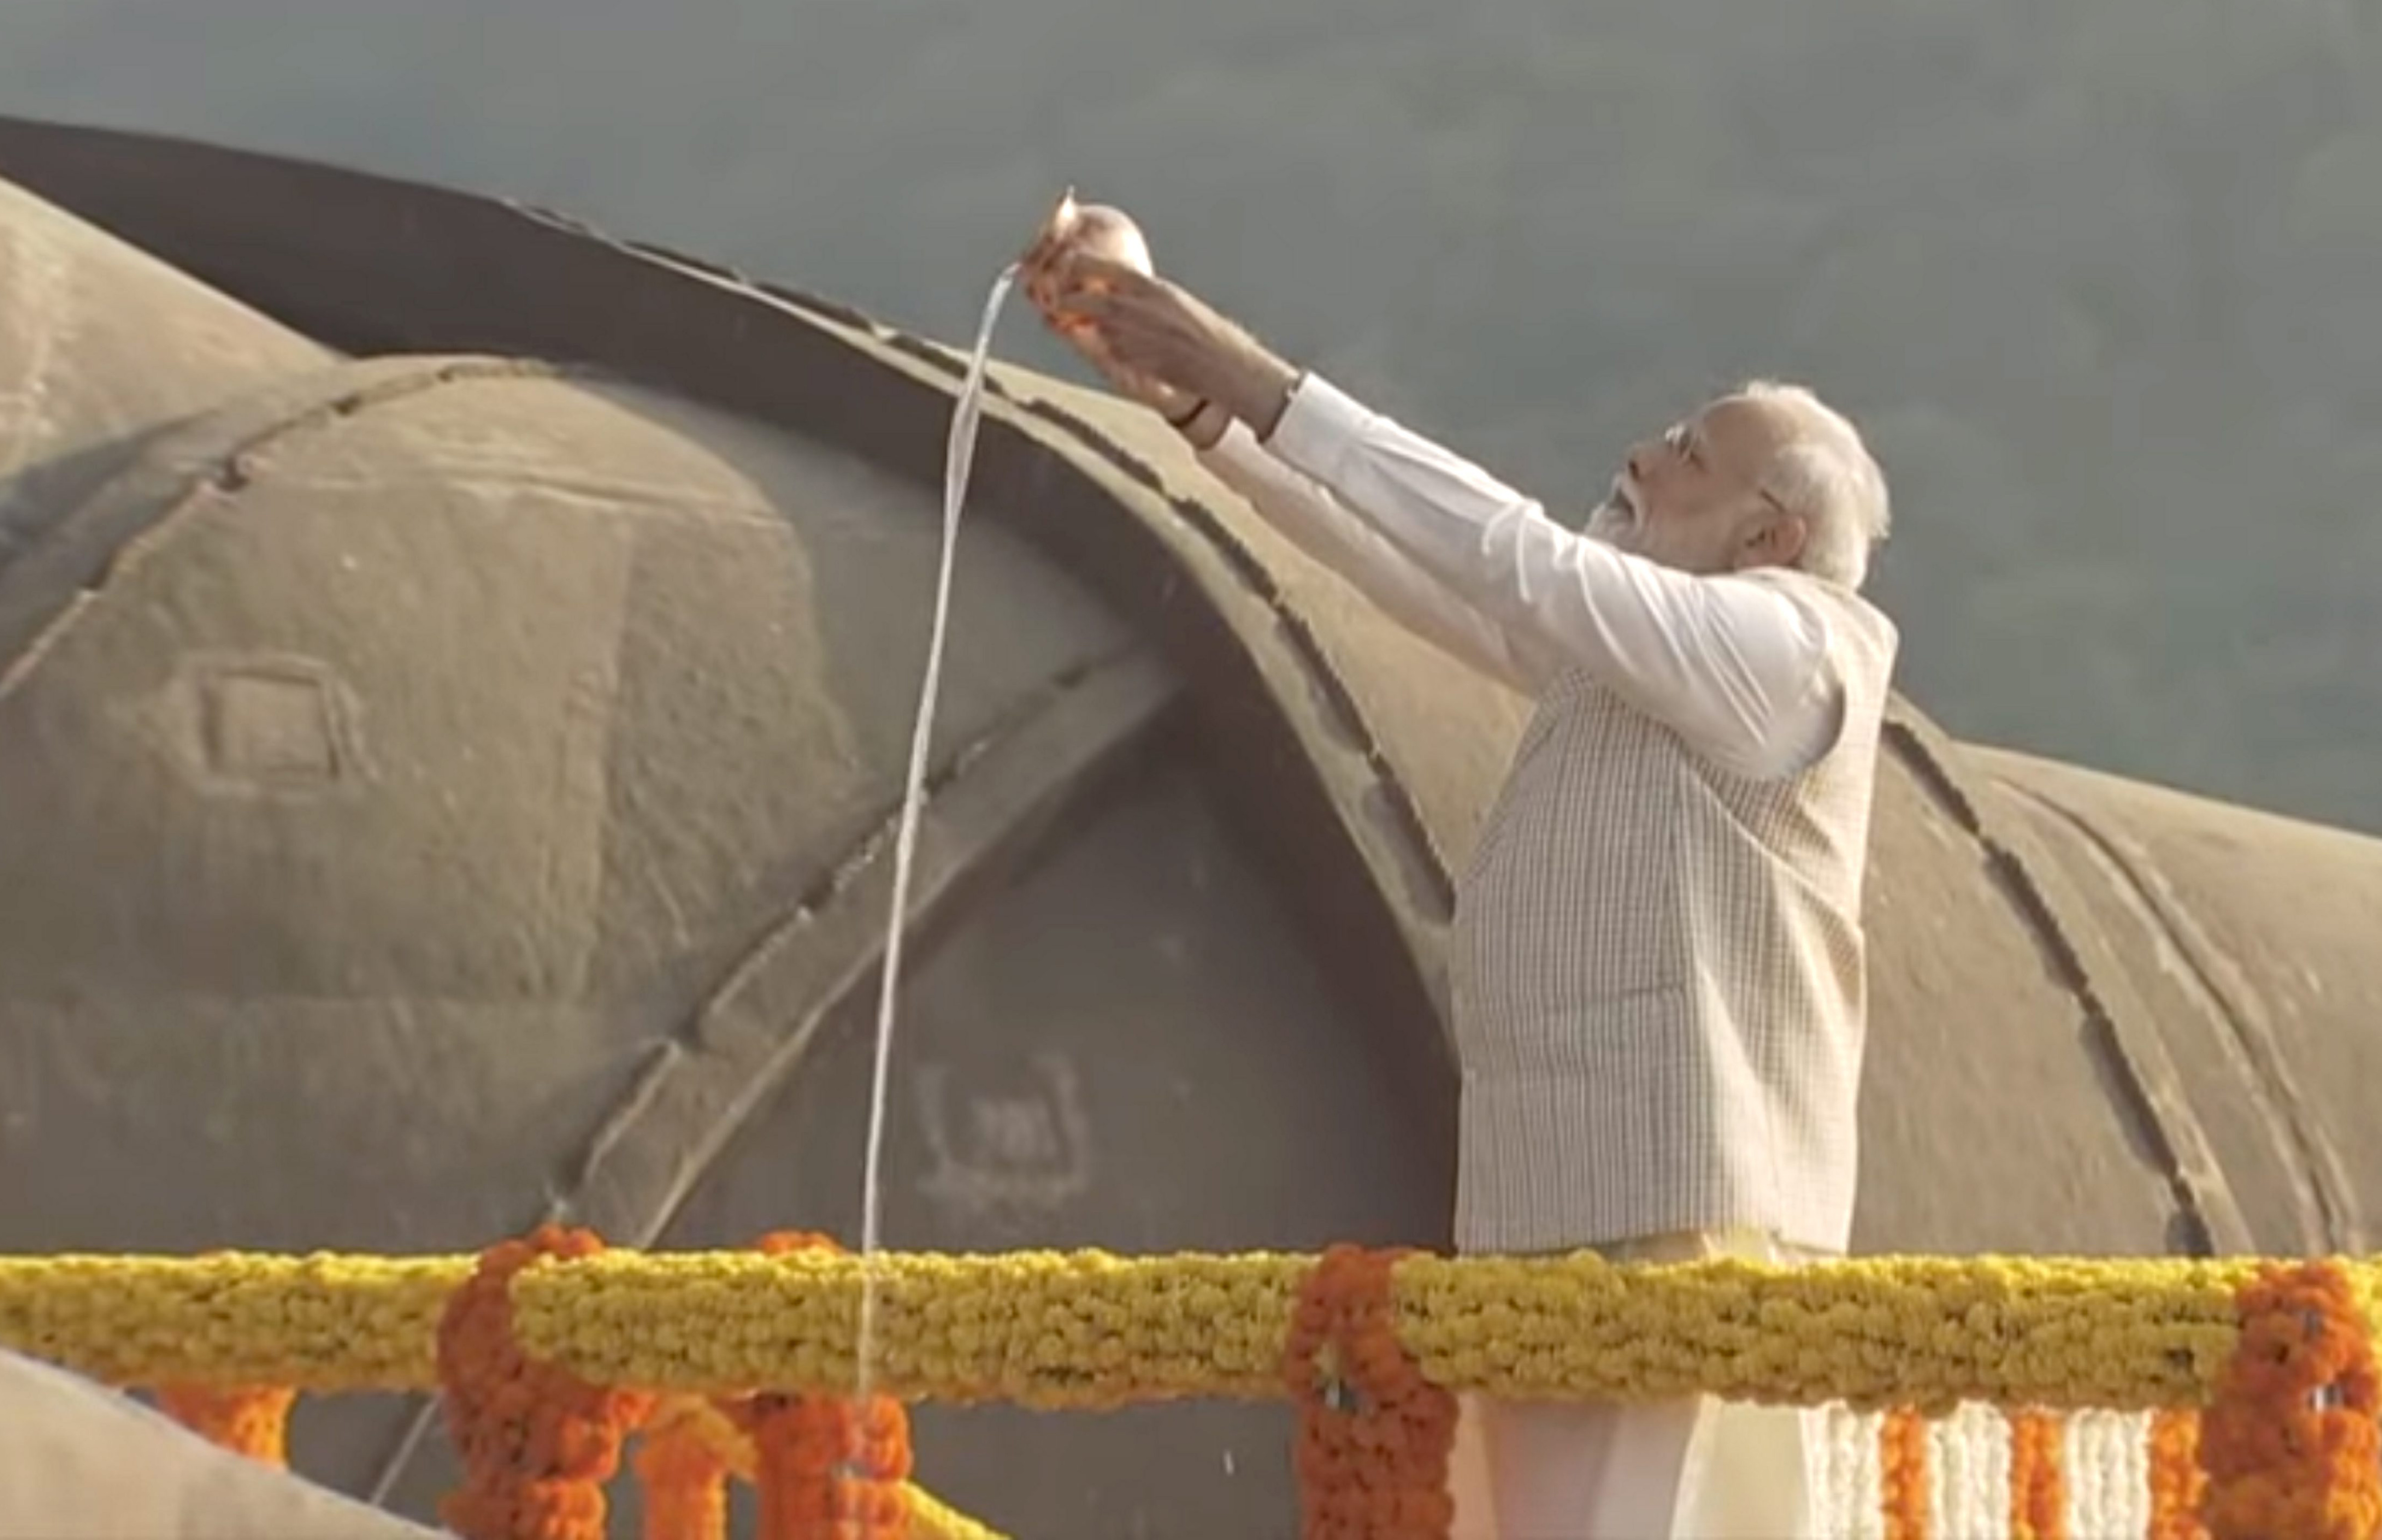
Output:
[1025,231,1898,1539]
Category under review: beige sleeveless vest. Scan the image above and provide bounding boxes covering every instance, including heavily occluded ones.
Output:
[1448,567,1899,1256]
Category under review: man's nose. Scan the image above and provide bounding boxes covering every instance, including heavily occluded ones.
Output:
[1626,442,1656,482]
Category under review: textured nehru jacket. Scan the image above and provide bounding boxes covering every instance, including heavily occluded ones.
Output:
[1448,565,1900,1258]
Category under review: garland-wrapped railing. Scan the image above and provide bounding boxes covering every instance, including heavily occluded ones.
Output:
[1,1227,2378,1539]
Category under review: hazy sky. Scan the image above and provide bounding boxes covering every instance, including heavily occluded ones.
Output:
[7,0,2381,831]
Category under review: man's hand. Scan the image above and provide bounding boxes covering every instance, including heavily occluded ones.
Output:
[1034,307,1194,418]
[1019,237,1209,429]
[1049,252,1303,440]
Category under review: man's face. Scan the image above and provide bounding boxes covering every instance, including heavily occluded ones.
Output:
[1586,395,1807,574]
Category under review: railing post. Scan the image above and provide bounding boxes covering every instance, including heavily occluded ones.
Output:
[1281,1244,1458,1540]
[2200,1260,2381,1540]
[635,1398,739,1540]
[435,1224,656,1540]
[726,1231,913,1540]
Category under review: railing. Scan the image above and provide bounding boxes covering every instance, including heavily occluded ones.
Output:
[0,1225,2375,1539]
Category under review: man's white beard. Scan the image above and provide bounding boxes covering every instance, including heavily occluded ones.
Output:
[1584,477,1642,548]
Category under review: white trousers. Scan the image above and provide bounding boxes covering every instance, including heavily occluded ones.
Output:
[1446,1230,1829,1540]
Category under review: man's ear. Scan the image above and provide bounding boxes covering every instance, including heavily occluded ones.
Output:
[1738,511,1809,571]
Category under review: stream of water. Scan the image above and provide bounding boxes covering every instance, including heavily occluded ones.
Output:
[852,262,1020,1440]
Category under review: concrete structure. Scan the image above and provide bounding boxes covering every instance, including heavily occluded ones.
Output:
[0,118,2377,1536]
[0,1350,439,1540]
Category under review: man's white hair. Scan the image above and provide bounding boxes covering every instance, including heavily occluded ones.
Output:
[1734,379,1892,589]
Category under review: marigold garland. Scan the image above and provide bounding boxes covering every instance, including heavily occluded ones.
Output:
[2199,1260,2382,1540]
[902,1484,1012,1540]
[435,1224,657,1540]
[1878,1407,1930,1540]
[631,1394,1000,1540]
[1281,1244,1459,1540]
[2148,1408,2207,1540]
[13,1242,2382,1540]
[495,1248,2249,1411]
[726,1231,913,1540]
[635,1397,739,1540]
[2009,1408,2068,1540]
[1,1248,2274,1409]
[153,1382,296,1467]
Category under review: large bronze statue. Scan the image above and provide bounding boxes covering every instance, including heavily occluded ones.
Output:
[1,118,2376,1537]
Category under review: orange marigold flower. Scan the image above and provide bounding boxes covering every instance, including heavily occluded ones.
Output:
[1879,1407,1930,1540]
[2147,1409,2207,1540]
[153,1383,296,1468]
[2200,1260,2382,1540]
[436,1225,655,1540]
[1282,1245,1459,1540]
[2009,1408,2068,1540]
[729,1231,913,1540]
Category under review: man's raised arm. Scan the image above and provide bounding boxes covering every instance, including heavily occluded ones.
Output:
[1194,418,1535,694]
[1245,374,1838,780]
[1046,251,1836,778]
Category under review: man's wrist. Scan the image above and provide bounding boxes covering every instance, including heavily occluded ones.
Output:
[1217,345,1301,443]
[1168,398,1232,450]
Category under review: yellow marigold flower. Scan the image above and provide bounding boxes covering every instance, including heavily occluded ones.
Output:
[0,1247,2355,1417]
